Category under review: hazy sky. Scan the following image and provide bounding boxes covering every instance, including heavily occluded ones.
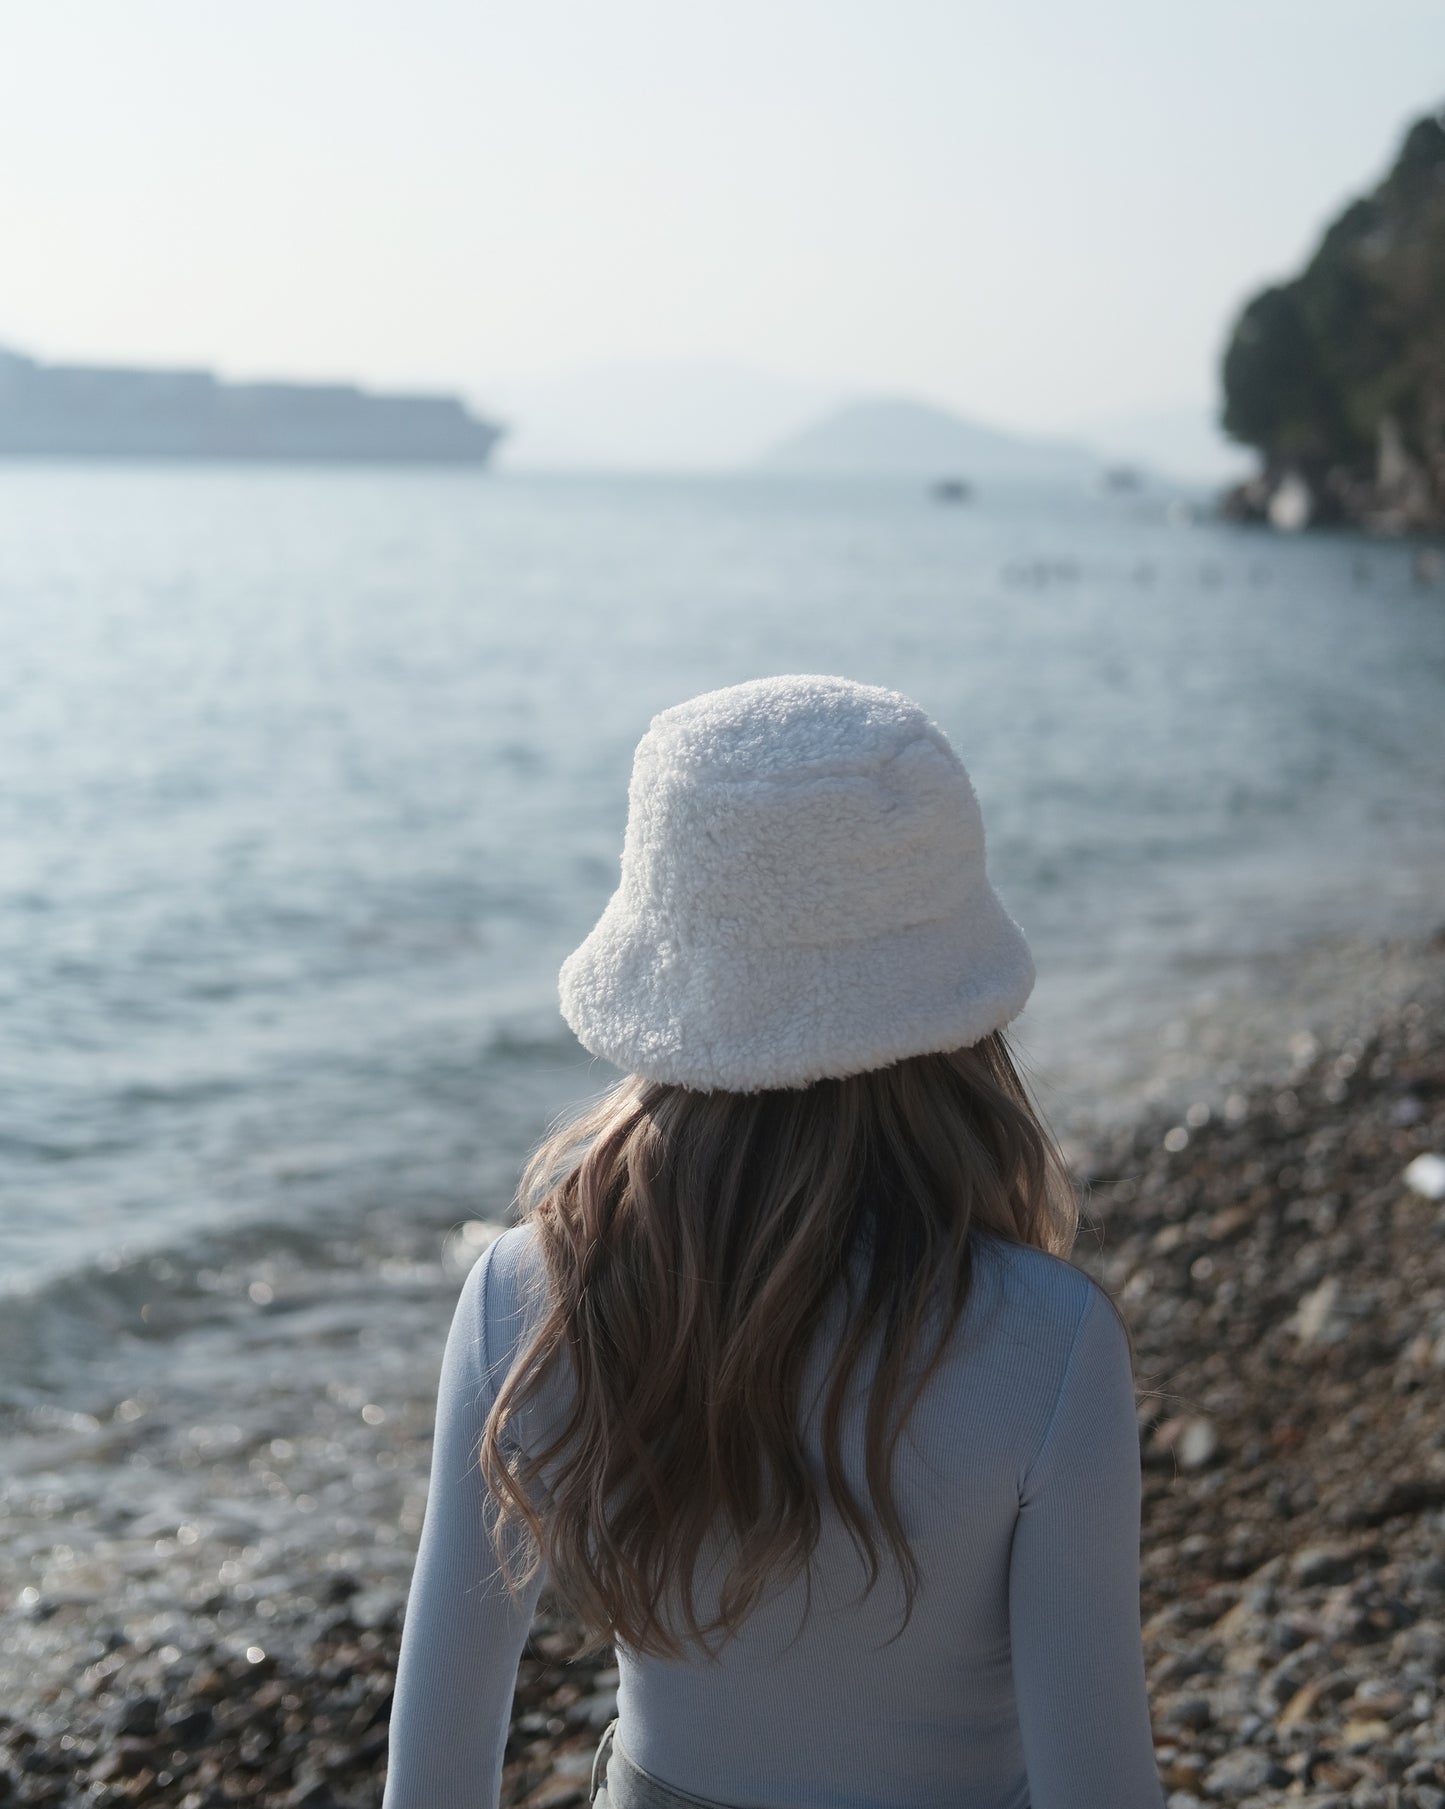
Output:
[2,1,1441,442]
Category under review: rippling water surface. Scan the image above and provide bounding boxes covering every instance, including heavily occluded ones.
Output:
[2,465,1443,1429]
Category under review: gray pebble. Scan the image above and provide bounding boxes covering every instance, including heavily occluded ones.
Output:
[1201,1748,1291,1796]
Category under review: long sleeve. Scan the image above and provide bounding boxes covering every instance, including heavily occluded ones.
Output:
[383,1238,547,1809]
[1007,1286,1164,1809]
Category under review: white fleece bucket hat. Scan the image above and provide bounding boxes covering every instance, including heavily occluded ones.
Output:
[558,674,1034,1092]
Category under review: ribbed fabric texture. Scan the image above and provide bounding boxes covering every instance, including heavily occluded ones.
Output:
[382,1225,1165,1809]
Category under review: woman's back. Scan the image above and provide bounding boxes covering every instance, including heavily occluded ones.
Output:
[381,677,1165,1809]
[384,1219,1162,1809]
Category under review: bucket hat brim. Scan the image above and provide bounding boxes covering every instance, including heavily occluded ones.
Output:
[559,877,1035,1093]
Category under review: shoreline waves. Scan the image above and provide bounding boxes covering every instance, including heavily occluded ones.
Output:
[2,926,1444,1806]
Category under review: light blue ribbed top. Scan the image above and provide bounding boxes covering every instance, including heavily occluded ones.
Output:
[383,1223,1164,1809]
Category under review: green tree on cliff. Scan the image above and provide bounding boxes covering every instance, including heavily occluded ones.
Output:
[1222,108,1445,530]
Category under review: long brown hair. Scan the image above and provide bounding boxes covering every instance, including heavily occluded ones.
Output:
[478,1031,1102,1661]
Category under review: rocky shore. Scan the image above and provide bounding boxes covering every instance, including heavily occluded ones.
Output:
[1218,464,1445,542]
[2,933,1443,1807]
[1078,928,1445,1805]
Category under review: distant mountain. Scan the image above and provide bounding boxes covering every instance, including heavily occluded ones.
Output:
[485,359,841,471]
[758,397,1099,480]
[0,345,502,464]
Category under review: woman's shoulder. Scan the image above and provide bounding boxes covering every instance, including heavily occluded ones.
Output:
[479,1218,543,1294]
[968,1230,1119,1354]
[961,1236,1135,1476]
[449,1220,548,1390]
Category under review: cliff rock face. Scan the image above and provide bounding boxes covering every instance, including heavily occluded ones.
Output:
[1221,109,1445,534]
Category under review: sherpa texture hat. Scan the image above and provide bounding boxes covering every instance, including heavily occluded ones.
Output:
[558,674,1034,1092]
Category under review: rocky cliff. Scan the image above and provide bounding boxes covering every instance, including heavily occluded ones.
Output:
[1221,109,1445,534]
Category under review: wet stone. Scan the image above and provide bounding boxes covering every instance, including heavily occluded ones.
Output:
[1157,1693,1215,1732]
[1291,1547,1362,1587]
[1201,1747,1292,1795]
[114,1695,161,1738]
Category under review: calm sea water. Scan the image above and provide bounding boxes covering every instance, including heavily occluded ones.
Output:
[2,464,1443,1429]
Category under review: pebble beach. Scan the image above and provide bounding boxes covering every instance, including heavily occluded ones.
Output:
[2,925,1443,1807]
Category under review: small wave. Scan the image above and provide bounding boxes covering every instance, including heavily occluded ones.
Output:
[0,1131,138,1162]
[485,1022,587,1064]
[0,1208,510,1420]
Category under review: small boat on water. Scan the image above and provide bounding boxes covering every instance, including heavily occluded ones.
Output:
[932,477,972,504]
[1102,465,1144,493]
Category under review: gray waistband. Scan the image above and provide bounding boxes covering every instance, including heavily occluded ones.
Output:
[590,1719,738,1809]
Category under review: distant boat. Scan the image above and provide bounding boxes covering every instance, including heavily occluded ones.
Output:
[931,477,972,504]
[0,344,504,465]
[1101,465,1144,493]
